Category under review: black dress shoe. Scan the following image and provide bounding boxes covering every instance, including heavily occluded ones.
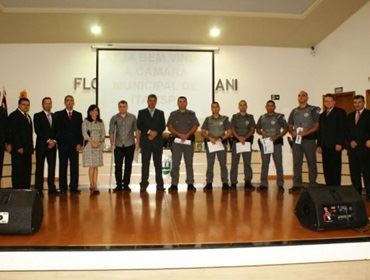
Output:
[278,186,285,193]
[288,186,301,193]
[257,185,268,191]
[230,183,237,189]
[222,183,230,191]
[123,186,132,192]
[70,189,81,194]
[48,189,60,195]
[168,185,178,192]
[187,184,196,192]
[140,186,147,193]
[203,183,213,191]
[244,181,255,191]
[156,185,166,192]
[60,189,67,194]
[113,186,123,193]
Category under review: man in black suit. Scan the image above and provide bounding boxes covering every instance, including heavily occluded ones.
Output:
[346,95,370,200]
[55,95,83,193]
[317,94,346,186]
[7,97,33,189]
[137,94,166,192]
[34,97,58,195]
[0,106,8,187]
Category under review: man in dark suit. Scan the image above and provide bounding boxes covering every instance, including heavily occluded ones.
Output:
[346,95,370,200]
[55,95,83,193]
[34,97,58,195]
[317,94,346,186]
[137,94,166,192]
[7,97,33,189]
[0,106,8,187]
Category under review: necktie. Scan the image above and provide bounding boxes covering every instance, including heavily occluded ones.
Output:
[355,111,361,125]
[68,111,72,120]
[25,113,31,124]
[150,109,154,117]
[47,113,52,126]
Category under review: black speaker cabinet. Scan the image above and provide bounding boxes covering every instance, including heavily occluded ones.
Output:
[295,186,368,231]
[0,189,43,234]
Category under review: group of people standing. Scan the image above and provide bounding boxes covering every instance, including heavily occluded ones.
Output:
[0,91,369,200]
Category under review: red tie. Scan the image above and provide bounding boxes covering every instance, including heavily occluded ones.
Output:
[355,111,360,125]
[68,111,72,120]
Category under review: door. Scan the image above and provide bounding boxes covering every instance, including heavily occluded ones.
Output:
[366,89,370,109]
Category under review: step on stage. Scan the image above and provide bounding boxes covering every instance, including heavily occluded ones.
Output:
[0,185,370,270]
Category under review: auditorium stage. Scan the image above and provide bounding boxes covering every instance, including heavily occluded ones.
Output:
[0,185,369,249]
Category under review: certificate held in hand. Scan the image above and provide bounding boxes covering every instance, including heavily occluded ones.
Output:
[260,138,274,154]
[207,141,225,153]
[236,142,251,154]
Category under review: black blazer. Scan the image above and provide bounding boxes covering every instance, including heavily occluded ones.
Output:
[7,109,33,155]
[346,108,370,148]
[137,108,166,146]
[317,107,346,148]
[33,111,57,150]
[0,107,7,147]
[54,109,83,148]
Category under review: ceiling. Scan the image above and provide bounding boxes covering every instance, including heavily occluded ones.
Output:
[0,0,368,47]
[0,0,317,14]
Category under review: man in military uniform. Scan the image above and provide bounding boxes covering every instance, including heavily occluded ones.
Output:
[230,99,256,190]
[256,100,288,192]
[288,90,320,193]
[167,96,199,192]
[201,102,230,191]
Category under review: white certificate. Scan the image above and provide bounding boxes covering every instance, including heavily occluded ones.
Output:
[174,137,191,146]
[236,142,251,153]
[207,141,225,153]
[260,138,274,154]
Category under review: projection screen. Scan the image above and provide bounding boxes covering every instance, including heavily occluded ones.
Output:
[96,48,214,131]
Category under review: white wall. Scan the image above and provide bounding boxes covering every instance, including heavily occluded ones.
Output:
[313,1,370,96]
[215,46,315,118]
[0,44,96,117]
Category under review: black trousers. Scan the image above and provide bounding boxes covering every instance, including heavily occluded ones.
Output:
[0,146,4,186]
[58,145,79,191]
[35,146,56,191]
[322,147,342,186]
[114,145,135,187]
[11,152,32,189]
[348,147,370,197]
[140,142,163,187]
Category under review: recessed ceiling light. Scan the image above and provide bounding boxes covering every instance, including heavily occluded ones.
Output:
[209,27,221,38]
[90,25,102,35]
